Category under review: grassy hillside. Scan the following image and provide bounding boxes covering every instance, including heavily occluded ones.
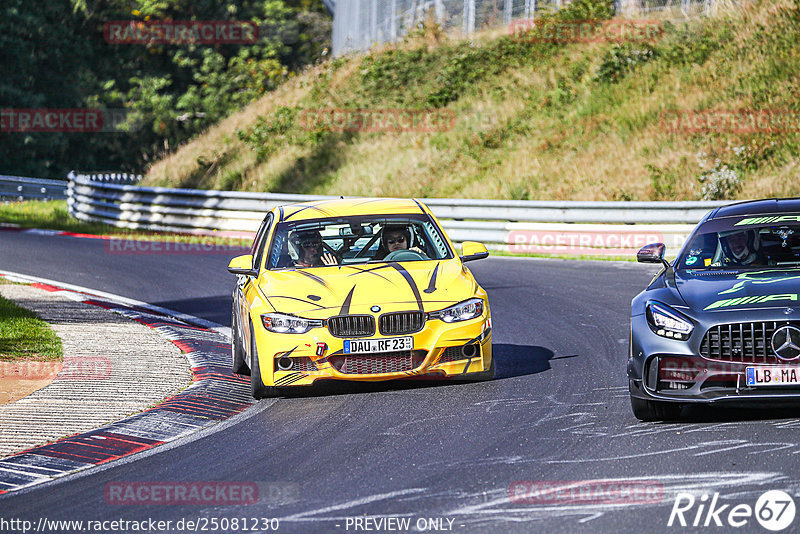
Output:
[143,0,800,201]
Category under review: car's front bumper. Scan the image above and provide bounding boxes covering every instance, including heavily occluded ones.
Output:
[629,313,800,404]
[254,313,493,387]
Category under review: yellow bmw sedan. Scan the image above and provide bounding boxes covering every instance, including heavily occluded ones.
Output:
[227,198,493,398]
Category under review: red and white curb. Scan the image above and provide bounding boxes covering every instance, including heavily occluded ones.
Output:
[0,270,252,495]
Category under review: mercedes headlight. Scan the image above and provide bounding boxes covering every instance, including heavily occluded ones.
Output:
[428,298,484,323]
[646,302,693,340]
[261,313,323,334]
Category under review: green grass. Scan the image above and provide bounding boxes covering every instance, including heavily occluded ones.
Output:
[0,200,127,235]
[0,280,63,362]
[0,200,250,245]
[144,0,800,202]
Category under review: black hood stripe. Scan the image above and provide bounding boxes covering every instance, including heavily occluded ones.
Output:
[283,203,333,221]
[423,263,440,294]
[296,269,334,292]
[389,262,423,312]
[280,346,299,357]
[339,285,356,316]
[352,199,389,207]
[348,264,394,275]
[347,265,397,285]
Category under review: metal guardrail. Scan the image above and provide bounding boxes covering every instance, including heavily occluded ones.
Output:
[0,175,68,201]
[66,171,732,255]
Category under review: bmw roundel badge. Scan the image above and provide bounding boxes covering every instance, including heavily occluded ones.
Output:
[371,305,381,313]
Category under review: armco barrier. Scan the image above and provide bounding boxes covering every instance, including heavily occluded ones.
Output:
[0,175,68,201]
[66,171,733,256]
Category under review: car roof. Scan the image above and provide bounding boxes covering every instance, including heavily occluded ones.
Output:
[709,197,800,219]
[276,198,428,222]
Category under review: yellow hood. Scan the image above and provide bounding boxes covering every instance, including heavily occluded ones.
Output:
[257,259,479,318]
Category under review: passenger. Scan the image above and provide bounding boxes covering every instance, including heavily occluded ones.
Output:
[379,225,427,258]
[291,229,337,267]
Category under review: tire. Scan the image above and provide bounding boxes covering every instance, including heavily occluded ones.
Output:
[630,396,682,421]
[231,310,250,375]
[249,322,280,399]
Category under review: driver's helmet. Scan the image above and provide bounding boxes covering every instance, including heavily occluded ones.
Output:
[719,229,760,264]
[290,228,323,251]
[381,224,411,249]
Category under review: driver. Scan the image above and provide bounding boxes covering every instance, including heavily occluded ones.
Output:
[291,229,337,267]
[381,225,427,258]
[719,229,762,266]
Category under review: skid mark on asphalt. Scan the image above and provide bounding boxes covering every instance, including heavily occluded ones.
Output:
[377,396,547,437]
[540,440,797,464]
[277,488,427,523]
[445,472,786,526]
[473,398,540,413]
[407,385,800,472]
[270,472,793,528]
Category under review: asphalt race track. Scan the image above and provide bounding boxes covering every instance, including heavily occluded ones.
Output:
[3,231,800,533]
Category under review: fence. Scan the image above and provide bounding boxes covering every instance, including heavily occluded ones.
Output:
[0,176,68,201]
[66,171,731,256]
[332,0,725,55]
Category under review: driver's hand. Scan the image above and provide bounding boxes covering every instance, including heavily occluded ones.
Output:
[409,247,426,255]
[321,252,338,265]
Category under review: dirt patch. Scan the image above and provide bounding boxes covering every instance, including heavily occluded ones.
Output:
[0,360,62,404]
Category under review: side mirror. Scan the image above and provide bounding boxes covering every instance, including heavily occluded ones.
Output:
[228,254,257,276]
[460,241,489,262]
[637,243,670,269]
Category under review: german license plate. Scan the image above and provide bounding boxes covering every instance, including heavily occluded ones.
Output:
[746,366,800,386]
[343,337,413,354]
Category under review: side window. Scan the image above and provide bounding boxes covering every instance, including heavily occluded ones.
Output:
[251,213,274,271]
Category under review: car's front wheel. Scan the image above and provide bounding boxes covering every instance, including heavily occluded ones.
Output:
[630,396,682,421]
[250,322,281,399]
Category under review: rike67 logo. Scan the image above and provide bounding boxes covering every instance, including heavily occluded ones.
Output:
[669,490,796,531]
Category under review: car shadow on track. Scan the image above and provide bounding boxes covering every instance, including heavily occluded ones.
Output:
[278,343,554,398]
[494,343,554,379]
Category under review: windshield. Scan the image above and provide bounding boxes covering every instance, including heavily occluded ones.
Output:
[679,218,800,269]
[265,214,453,269]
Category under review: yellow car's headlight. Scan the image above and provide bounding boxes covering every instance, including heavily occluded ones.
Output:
[262,313,323,334]
[428,298,484,323]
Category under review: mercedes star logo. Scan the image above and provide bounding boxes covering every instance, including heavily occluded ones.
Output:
[772,326,800,361]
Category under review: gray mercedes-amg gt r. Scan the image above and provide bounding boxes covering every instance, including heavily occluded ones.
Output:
[628,198,800,420]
